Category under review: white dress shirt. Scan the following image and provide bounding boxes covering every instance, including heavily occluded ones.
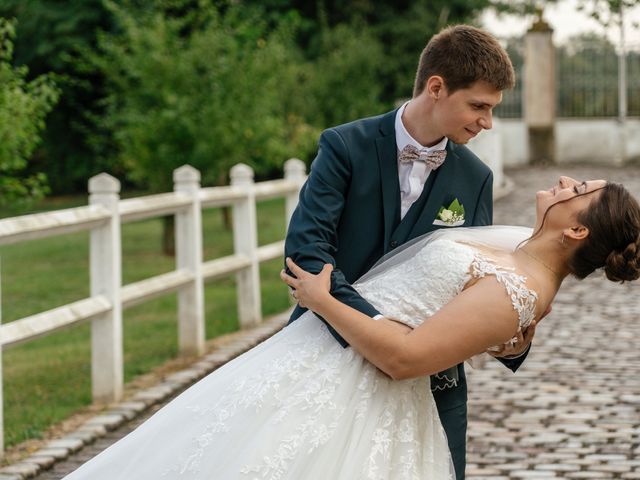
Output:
[395,101,448,219]
[370,105,449,322]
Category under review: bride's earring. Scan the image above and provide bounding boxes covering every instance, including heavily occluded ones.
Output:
[560,233,566,246]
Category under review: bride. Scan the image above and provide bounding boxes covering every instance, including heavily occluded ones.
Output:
[65,178,640,479]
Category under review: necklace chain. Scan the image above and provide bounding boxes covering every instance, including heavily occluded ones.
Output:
[519,247,562,280]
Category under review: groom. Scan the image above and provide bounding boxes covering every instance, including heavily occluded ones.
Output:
[285,25,530,479]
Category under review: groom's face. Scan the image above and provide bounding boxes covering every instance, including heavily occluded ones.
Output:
[434,80,502,145]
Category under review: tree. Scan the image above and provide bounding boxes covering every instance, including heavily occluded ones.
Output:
[89,1,319,253]
[0,0,504,201]
[575,0,640,28]
[0,0,117,194]
[93,2,316,190]
[489,0,640,23]
[0,18,60,207]
[291,21,387,129]
[242,0,496,103]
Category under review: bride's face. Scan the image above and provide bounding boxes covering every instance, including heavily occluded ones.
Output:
[535,176,607,228]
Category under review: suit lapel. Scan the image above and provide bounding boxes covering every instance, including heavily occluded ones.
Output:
[375,110,401,249]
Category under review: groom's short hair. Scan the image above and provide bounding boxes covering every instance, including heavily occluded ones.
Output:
[413,24,515,97]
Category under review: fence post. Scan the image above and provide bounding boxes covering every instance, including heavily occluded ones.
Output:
[174,165,205,356]
[284,158,306,229]
[89,173,123,403]
[230,163,261,328]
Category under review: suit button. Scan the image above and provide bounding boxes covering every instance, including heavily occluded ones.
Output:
[390,240,398,248]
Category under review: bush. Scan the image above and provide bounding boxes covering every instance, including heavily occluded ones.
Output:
[90,2,318,192]
[0,18,59,206]
[300,22,387,129]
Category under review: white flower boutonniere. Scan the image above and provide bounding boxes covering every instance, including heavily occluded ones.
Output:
[433,199,465,226]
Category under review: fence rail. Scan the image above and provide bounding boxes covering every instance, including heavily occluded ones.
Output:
[0,159,307,457]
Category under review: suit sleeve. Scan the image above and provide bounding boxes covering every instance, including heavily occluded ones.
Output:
[472,170,531,372]
[285,129,381,346]
[495,345,531,372]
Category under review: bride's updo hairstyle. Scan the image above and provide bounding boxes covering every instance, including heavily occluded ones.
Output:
[568,182,640,282]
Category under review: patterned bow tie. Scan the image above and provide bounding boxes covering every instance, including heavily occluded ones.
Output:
[398,144,447,170]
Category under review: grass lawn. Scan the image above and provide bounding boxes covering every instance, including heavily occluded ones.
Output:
[0,195,291,448]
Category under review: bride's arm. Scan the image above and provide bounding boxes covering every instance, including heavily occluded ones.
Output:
[282,258,527,380]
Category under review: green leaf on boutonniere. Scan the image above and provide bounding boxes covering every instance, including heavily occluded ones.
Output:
[448,198,464,216]
[436,198,465,223]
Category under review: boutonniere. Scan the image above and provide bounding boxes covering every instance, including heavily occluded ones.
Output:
[433,199,465,226]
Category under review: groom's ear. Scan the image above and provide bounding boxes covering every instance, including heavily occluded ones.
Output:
[426,76,446,100]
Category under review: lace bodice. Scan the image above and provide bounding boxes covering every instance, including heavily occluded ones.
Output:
[354,239,538,347]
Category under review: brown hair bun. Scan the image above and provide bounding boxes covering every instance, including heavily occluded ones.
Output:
[604,239,640,282]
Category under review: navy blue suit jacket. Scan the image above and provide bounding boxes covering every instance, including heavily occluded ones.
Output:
[284,109,528,478]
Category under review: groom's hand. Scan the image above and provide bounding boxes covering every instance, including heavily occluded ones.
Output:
[487,304,551,359]
[280,258,333,311]
[488,322,536,359]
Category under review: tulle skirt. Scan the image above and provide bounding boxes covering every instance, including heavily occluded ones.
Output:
[64,313,454,479]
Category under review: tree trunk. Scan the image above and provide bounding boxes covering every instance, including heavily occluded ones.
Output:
[221,206,232,230]
[218,171,232,231]
[162,215,175,256]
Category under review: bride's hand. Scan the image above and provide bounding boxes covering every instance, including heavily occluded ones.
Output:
[280,258,333,311]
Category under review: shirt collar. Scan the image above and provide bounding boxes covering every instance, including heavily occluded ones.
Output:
[395,101,448,152]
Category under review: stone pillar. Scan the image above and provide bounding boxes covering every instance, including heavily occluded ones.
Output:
[524,11,556,164]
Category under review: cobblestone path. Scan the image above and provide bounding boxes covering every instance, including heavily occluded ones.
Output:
[466,165,640,479]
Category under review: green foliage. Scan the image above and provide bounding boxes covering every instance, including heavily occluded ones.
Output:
[0,0,107,73]
[371,1,493,102]
[245,0,494,103]
[575,0,640,28]
[0,18,59,206]
[89,1,318,191]
[0,0,116,194]
[297,22,386,128]
[489,0,640,27]
[0,0,516,194]
[488,0,553,16]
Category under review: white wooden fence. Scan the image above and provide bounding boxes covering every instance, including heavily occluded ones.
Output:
[0,160,307,456]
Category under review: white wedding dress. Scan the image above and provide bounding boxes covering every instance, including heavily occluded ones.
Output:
[65,236,537,480]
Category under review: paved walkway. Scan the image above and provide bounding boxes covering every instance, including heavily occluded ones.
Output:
[466,165,640,479]
[3,165,640,479]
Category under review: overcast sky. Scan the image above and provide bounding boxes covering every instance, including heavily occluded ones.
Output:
[481,0,640,48]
